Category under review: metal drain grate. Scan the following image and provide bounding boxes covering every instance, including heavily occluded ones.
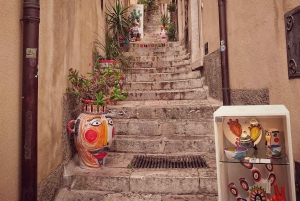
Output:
[129,155,209,169]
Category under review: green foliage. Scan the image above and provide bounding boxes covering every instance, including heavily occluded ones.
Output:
[167,2,176,12]
[160,14,169,27]
[167,22,176,41]
[67,63,128,106]
[93,32,134,74]
[140,0,158,20]
[106,0,131,39]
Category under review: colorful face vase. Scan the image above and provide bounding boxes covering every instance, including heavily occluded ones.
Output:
[68,112,114,169]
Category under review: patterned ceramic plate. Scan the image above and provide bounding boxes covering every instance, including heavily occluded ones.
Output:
[223,117,262,146]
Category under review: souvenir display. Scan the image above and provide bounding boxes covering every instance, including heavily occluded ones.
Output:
[214,105,296,201]
[224,117,262,147]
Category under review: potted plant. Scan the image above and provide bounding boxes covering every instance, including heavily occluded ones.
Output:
[160,14,169,29]
[167,22,176,41]
[167,2,176,13]
[93,31,134,74]
[106,0,131,46]
[66,61,128,169]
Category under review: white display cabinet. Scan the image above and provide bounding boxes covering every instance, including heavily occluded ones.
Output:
[214,105,296,201]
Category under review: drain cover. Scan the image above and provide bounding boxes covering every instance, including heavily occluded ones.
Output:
[129,155,209,169]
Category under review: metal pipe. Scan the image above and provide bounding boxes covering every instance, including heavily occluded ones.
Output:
[21,0,40,200]
[218,0,230,105]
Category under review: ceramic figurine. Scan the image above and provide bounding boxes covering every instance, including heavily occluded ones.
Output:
[67,102,114,169]
[265,128,281,157]
[239,131,254,148]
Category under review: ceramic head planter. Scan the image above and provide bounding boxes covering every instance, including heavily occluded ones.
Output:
[67,103,114,169]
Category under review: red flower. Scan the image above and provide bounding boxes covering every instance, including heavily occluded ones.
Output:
[120,76,125,80]
[105,99,111,104]
[88,62,92,66]
[69,69,74,74]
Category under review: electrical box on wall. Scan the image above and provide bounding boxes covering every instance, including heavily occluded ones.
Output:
[213,105,296,201]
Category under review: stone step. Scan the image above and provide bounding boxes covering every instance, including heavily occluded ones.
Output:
[110,135,215,153]
[127,71,200,82]
[112,118,214,136]
[129,42,183,52]
[133,59,190,68]
[107,99,220,120]
[131,65,193,74]
[127,88,207,101]
[126,48,186,57]
[132,54,189,62]
[125,78,203,91]
[58,153,217,199]
[54,188,218,201]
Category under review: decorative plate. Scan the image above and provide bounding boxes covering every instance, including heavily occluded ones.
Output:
[223,117,262,146]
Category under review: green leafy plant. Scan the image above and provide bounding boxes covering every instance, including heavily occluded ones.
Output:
[167,2,176,12]
[160,14,169,27]
[93,31,134,74]
[140,0,158,21]
[67,62,128,107]
[106,0,131,40]
[167,22,176,41]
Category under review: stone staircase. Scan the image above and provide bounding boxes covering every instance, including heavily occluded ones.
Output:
[54,9,220,201]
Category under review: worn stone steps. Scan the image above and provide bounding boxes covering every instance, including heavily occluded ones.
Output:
[125,78,203,91]
[132,54,189,62]
[54,153,217,201]
[107,99,220,119]
[112,118,214,136]
[110,135,215,153]
[129,42,183,51]
[133,59,190,68]
[126,71,200,82]
[55,188,218,201]
[127,87,207,101]
[131,65,193,74]
[126,49,186,57]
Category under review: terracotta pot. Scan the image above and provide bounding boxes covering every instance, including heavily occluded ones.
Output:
[99,60,120,68]
[67,100,114,168]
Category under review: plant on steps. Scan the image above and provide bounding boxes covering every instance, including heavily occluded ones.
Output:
[106,0,131,44]
[160,14,169,28]
[167,22,176,41]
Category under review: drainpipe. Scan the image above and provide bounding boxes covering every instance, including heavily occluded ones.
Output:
[218,0,230,105]
[21,0,40,200]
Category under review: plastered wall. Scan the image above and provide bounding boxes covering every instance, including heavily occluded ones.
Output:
[201,0,220,55]
[38,0,106,183]
[226,0,300,161]
[0,2,22,200]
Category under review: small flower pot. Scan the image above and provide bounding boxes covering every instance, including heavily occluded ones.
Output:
[99,60,120,68]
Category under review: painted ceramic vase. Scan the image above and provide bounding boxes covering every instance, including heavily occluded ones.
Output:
[265,128,281,157]
[67,100,114,169]
[160,27,167,41]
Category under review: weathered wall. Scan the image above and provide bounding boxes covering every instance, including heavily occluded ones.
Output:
[37,0,106,199]
[0,2,22,200]
[189,0,203,69]
[202,0,219,55]
[226,0,300,161]
[201,0,221,101]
